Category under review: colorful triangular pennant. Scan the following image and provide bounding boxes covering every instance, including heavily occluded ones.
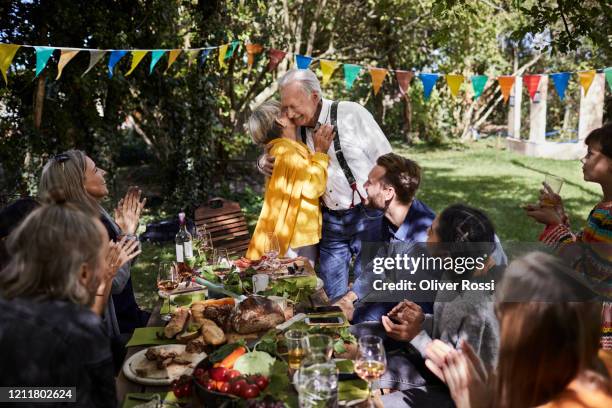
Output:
[126,50,148,76]
[34,46,55,77]
[471,75,488,100]
[108,50,128,78]
[218,44,229,68]
[320,60,340,86]
[56,49,79,80]
[165,49,181,73]
[446,74,465,98]
[605,67,612,92]
[0,44,20,85]
[82,50,106,77]
[578,70,596,95]
[200,49,211,66]
[185,50,199,67]
[498,76,515,103]
[225,41,240,59]
[267,49,286,71]
[150,50,166,73]
[343,64,361,90]
[549,72,570,101]
[245,44,263,67]
[369,68,388,95]
[419,73,440,100]
[523,75,541,101]
[395,70,414,96]
[295,54,313,70]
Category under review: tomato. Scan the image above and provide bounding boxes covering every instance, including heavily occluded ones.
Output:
[230,379,248,396]
[241,384,260,399]
[209,367,229,382]
[227,369,241,381]
[254,376,269,390]
[219,382,231,394]
[204,381,215,392]
[215,381,226,392]
[181,382,191,397]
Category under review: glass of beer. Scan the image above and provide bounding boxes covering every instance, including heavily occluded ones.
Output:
[285,329,307,370]
[541,174,564,207]
[355,335,387,408]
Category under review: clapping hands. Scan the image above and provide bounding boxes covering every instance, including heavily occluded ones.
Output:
[104,235,141,282]
[114,187,146,235]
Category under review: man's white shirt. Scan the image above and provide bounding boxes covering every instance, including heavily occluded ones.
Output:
[300,98,392,210]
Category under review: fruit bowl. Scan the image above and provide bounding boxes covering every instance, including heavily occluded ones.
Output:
[192,357,241,407]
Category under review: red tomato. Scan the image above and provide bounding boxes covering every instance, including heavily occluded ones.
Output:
[219,382,231,394]
[241,384,260,399]
[254,376,269,390]
[204,380,215,392]
[230,379,248,396]
[215,381,226,392]
[227,370,241,381]
[181,382,191,396]
[209,367,228,382]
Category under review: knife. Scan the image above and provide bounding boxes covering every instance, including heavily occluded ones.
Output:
[192,276,246,301]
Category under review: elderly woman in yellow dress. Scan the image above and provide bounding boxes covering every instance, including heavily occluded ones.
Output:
[246,100,334,265]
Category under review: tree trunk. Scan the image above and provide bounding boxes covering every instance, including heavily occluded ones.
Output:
[33,74,46,130]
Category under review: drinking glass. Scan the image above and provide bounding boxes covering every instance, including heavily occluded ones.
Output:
[264,232,281,269]
[285,329,307,370]
[541,174,564,207]
[296,362,338,408]
[157,262,178,321]
[302,334,334,364]
[355,335,387,408]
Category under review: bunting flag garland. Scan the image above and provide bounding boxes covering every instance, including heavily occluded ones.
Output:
[0,41,609,104]
[34,46,55,77]
[295,54,312,70]
[126,50,148,76]
[369,68,388,95]
[165,49,181,73]
[550,72,570,101]
[523,75,541,101]
[498,76,515,103]
[395,70,414,96]
[343,64,361,90]
[0,44,20,85]
[446,74,464,98]
[82,50,105,77]
[471,75,488,100]
[56,49,79,80]
[320,60,339,85]
[218,44,229,68]
[107,50,127,78]
[245,44,263,67]
[605,67,612,92]
[267,48,286,71]
[150,50,166,72]
[419,73,439,100]
[578,70,596,95]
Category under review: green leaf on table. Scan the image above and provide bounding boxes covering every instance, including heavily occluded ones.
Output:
[253,329,278,355]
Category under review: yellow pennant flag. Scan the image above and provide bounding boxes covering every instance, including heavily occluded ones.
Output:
[0,44,21,85]
[320,60,340,86]
[446,74,465,97]
[56,49,79,80]
[125,50,148,76]
[578,70,596,95]
[369,67,388,95]
[218,44,229,68]
[165,49,182,73]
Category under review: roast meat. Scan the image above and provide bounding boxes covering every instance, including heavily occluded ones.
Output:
[231,296,285,334]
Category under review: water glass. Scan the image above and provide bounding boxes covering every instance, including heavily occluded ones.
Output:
[296,362,338,408]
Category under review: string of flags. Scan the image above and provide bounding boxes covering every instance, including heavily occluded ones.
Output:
[1,41,611,103]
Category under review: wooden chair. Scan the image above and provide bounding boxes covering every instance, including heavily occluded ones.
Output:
[194,197,250,256]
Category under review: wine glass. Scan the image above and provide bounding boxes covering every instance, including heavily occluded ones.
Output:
[157,262,178,321]
[264,232,280,269]
[355,335,387,407]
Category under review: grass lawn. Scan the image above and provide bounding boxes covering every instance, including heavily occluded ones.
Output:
[130,138,600,311]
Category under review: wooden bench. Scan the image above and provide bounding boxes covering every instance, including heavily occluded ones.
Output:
[194,198,250,256]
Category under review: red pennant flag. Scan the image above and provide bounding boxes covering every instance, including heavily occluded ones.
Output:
[523,75,541,101]
[395,70,414,96]
[267,49,286,72]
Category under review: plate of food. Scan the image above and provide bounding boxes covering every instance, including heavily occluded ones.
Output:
[122,344,207,385]
[158,280,206,298]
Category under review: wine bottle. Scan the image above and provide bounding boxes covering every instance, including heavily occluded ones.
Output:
[175,212,194,264]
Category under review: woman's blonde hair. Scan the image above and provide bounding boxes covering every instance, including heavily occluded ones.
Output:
[0,190,105,306]
[248,100,281,145]
[39,149,102,214]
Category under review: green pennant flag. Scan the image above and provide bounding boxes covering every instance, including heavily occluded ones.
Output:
[225,41,240,59]
[343,64,361,90]
[34,46,55,77]
[471,75,488,100]
[605,67,612,92]
[150,50,166,74]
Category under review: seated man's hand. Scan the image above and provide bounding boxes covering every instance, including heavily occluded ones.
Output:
[388,300,423,327]
[333,291,357,321]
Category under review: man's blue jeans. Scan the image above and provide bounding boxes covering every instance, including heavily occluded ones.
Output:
[319,204,383,301]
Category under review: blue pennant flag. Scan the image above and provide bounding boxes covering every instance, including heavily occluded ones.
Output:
[550,72,571,101]
[108,50,128,78]
[149,50,166,74]
[419,73,440,100]
[295,54,312,70]
[34,46,55,77]
[200,49,211,66]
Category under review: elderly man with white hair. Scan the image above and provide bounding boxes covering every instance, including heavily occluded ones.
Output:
[257,69,392,301]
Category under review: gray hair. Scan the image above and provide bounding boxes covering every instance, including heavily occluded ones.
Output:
[0,192,104,306]
[278,69,322,98]
[248,100,281,145]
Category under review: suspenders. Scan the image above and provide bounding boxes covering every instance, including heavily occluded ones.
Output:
[301,101,365,208]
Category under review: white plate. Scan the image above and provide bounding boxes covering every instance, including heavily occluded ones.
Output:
[122,344,206,386]
[158,281,206,298]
